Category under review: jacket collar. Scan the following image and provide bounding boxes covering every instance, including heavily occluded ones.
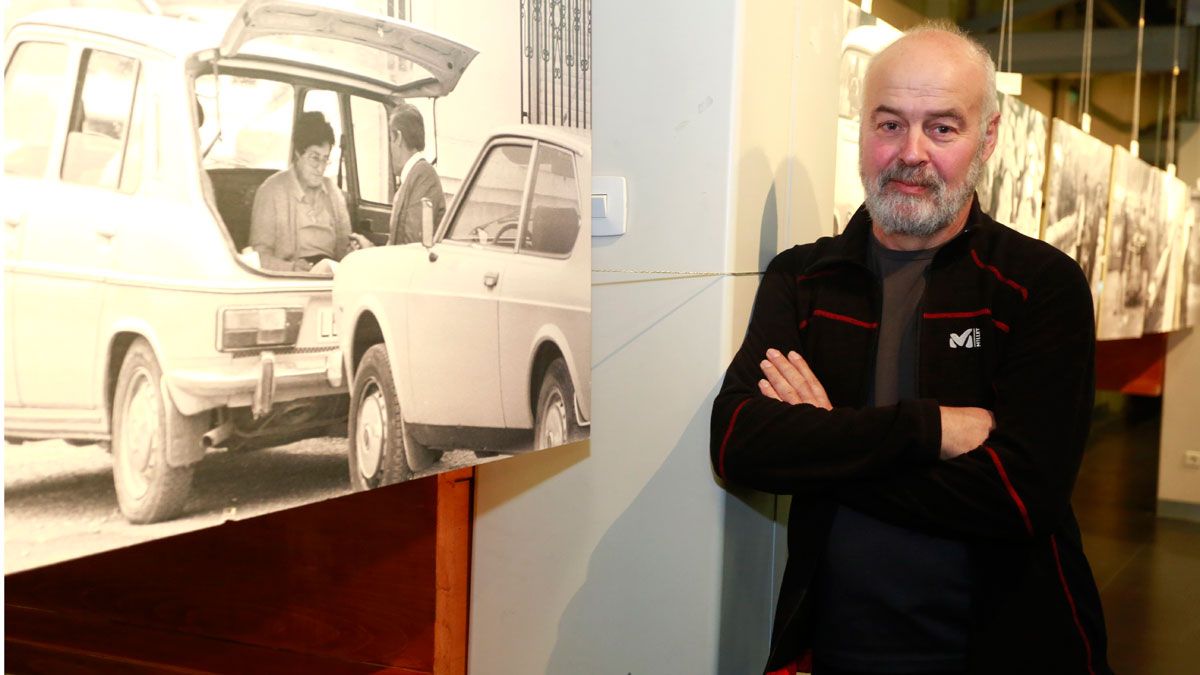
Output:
[807,194,987,274]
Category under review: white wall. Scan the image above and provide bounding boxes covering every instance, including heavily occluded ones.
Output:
[468,1,844,672]
[411,0,522,188]
[1158,121,1200,519]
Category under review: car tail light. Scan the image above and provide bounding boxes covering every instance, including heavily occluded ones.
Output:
[218,308,303,351]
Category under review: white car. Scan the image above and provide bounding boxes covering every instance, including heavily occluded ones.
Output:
[333,127,591,490]
[3,0,475,522]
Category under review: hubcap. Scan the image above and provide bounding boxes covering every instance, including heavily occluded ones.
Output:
[120,368,162,499]
[356,380,388,480]
[537,388,567,450]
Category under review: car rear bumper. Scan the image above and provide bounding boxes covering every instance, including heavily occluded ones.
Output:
[166,349,345,416]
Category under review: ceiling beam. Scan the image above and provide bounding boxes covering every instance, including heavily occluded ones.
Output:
[1096,0,1137,28]
[975,26,1196,74]
[962,0,1076,33]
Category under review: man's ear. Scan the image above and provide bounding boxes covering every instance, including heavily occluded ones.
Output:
[981,110,1001,163]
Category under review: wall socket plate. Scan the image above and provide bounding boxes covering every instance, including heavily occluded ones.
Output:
[1185,451,1200,469]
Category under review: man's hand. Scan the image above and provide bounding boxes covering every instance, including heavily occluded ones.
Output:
[758,349,832,410]
[939,406,995,460]
[348,233,376,251]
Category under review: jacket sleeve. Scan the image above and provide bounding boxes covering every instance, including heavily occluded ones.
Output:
[711,252,942,494]
[401,168,441,245]
[835,253,1095,541]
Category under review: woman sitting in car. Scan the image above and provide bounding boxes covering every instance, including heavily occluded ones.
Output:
[249,111,352,272]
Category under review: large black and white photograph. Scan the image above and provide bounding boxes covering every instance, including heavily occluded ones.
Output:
[1180,189,1200,329]
[1042,118,1113,313]
[4,0,592,573]
[975,92,1047,240]
[1097,145,1158,341]
[1143,173,1189,334]
[832,0,899,234]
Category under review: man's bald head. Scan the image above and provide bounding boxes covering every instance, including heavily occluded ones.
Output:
[865,21,998,128]
[857,21,1001,247]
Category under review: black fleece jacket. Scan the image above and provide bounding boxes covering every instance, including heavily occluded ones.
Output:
[711,199,1112,675]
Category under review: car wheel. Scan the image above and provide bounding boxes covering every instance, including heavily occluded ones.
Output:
[534,358,581,451]
[111,338,200,523]
[348,344,440,490]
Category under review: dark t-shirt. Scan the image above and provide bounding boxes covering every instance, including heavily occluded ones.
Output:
[812,235,972,673]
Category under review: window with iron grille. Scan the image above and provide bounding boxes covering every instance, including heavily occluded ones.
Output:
[521,0,591,129]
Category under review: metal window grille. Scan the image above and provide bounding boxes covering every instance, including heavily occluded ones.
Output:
[521,0,591,129]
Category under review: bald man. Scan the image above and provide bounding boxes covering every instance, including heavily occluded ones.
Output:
[711,23,1111,675]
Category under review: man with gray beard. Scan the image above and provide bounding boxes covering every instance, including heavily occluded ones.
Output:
[711,23,1111,675]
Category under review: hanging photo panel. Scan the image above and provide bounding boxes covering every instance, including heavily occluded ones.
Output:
[1042,118,1113,316]
[1177,188,1200,329]
[976,92,1048,240]
[1098,146,1159,341]
[1144,174,1190,334]
[4,0,592,574]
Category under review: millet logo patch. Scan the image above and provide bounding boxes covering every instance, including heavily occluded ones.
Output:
[949,328,982,349]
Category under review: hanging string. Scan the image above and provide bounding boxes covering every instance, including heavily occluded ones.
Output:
[996,0,1014,72]
[1006,0,1015,74]
[1081,0,1095,131]
[1166,0,1184,172]
[1130,0,1147,156]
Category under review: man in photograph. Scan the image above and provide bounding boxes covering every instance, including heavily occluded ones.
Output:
[387,102,446,245]
[711,22,1111,675]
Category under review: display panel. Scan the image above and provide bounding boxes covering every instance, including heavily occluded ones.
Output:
[1042,118,1114,315]
[976,92,1048,239]
[1098,146,1158,341]
[1144,174,1190,334]
[3,0,592,573]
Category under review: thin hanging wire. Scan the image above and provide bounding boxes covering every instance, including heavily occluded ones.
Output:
[1130,0,1147,153]
[1166,0,1184,169]
[1006,0,1014,73]
[1081,0,1095,128]
[996,0,1015,72]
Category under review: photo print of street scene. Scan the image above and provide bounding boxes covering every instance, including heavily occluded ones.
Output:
[3,0,591,573]
[1043,118,1114,315]
[976,92,1047,240]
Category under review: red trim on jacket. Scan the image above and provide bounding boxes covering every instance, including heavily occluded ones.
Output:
[812,309,879,329]
[971,249,1030,300]
[766,663,797,675]
[1051,535,1098,675]
[718,399,751,478]
[921,307,998,317]
[923,309,1011,332]
[984,445,1034,535]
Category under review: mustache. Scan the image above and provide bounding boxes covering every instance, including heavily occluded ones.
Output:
[876,163,944,192]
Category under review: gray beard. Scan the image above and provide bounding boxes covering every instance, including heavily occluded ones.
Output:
[861,148,985,238]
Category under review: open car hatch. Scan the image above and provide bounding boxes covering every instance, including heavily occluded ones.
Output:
[219,0,478,96]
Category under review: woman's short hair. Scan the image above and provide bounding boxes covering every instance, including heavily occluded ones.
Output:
[293,110,335,156]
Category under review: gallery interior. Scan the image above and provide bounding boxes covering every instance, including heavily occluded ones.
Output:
[5,0,1200,673]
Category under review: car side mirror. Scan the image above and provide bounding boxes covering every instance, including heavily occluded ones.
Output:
[421,198,434,250]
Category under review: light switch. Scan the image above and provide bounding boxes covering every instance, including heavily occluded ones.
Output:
[591,176,626,237]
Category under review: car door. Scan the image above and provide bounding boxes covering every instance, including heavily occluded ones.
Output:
[497,141,589,428]
[403,141,534,429]
[10,45,142,410]
[346,94,394,243]
[3,39,76,407]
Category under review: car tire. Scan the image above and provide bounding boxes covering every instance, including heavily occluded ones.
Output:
[111,338,200,523]
[534,358,581,451]
[349,344,439,490]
